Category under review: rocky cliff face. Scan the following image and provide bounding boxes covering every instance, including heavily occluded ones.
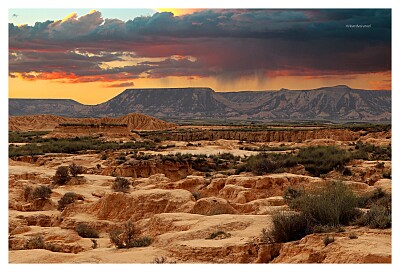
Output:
[101,159,192,181]
[219,85,391,121]
[144,128,363,142]
[90,88,233,118]
[9,85,391,122]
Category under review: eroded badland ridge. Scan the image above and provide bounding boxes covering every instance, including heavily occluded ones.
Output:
[9,85,391,122]
[8,108,391,263]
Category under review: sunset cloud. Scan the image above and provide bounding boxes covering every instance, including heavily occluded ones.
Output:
[9,9,391,87]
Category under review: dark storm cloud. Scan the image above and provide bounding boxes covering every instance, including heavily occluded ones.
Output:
[9,9,391,82]
[139,56,213,78]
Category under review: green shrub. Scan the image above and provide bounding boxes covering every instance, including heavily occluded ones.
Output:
[382,171,391,179]
[69,163,84,177]
[8,136,135,157]
[283,187,304,203]
[24,185,52,201]
[53,166,71,185]
[263,211,312,243]
[30,186,52,200]
[57,192,78,211]
[128,236,152,247]
[112,177,130,193]
[109,220,152,249]
[357,188,391,209]
[289,181,360,226]
[45,243,62,252]
[238,153,297,175]
[297,146,351,177]
[109,229,125,248]
[25,235,45,249]
[342,167,352,176]
[9,131,49,143]
[355,205,391,229]
[75,223,99,238]
[352,142,391,161]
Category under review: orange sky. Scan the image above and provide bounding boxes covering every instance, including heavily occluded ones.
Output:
[9,72,391,105]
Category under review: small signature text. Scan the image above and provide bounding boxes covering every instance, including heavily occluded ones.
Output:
[346,24,372,28]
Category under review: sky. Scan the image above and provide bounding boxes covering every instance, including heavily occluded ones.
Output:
[8,8,392,104]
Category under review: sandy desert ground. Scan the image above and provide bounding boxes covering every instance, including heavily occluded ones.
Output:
[8,115,392,264]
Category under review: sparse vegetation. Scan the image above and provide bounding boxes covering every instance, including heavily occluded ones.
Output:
[382,171,391,179]
[8,123,392,263]
[53,166,71,185]
[109,220,152,249]
[45,243,62,252]
[289,181,360,226]
[8,136,155,157]
[355,204,391,229]
[24,235,45,249]
[352,142,391,161]
[357,187,391,209]
[60,123,127,127]
[264,181,361,244]
[69,163,85,177]
[8,131,50,143]
[283,187,304,203]
[75,223,99,238]
[112,177,130,193]
[24,185,52,201]
[236,145,352,176]
[262,211,312,243]
[342,167,352,176]
[57,192,79,211]
[236,152,297,175]
[296,146,351,177]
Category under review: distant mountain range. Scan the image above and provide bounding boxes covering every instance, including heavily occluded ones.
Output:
[9,85,391,122]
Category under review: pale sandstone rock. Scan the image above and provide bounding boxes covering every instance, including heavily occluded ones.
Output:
[10,225,32,235]
[343,181,370,191]
[86,189,195,221]
[91,190,106,198]
[218,184,249,202]
[373,179,391,193]
[190,197,238,215]
[271,228,391,263]
[173,175,206,190]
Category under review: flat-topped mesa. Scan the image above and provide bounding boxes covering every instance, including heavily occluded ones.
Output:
[9,85,391,121]
[124,87,214,92]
